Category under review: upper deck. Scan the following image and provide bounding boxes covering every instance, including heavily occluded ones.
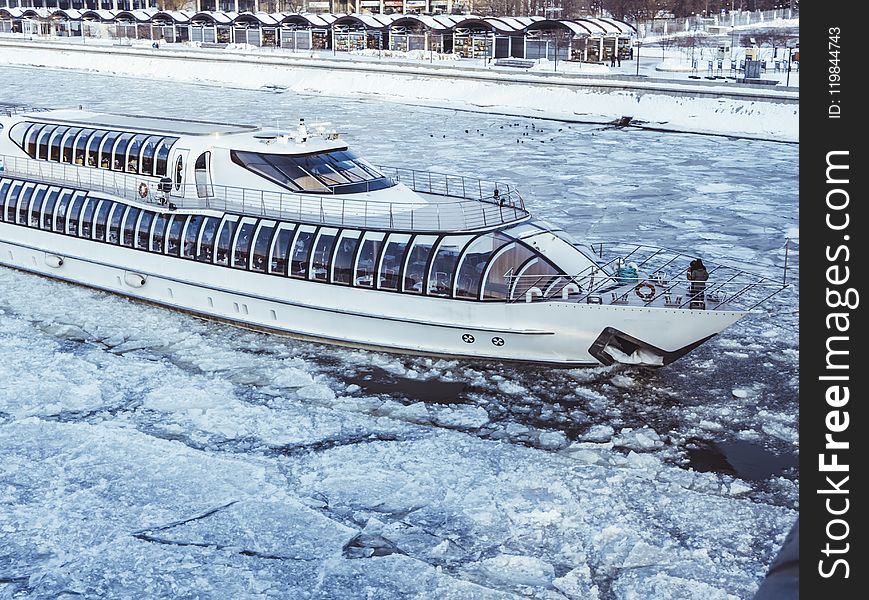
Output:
[1,108,531,233]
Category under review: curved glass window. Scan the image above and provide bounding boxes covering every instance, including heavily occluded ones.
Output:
[150,213,169,252]
[455,233,511,299]
[86,130,104,167]
[332,230,361,284]
[92,200,113,241]
[290,226,316,278]
[511,257,563,300]
[155,139,175,176]
[378,234,410,291]
[354,231,384,288]
[251,221,276,272]
[197,217,219,262]
[230,149,394,194]
[482,242,536,301]
[311,227,338,281]
[61,128,82,164]
[48,127,69,162]
[53,191,74,232]
[0,180,11,220]
[112,133,134,171]
[17,184,36,225]
[214,216,239,265]
[182,215,206,259]
[107,204,125,244]
[166,214,187,256]
[36,126,55,160]
[23,123,43,157]
[9,122,31,151]
[231,218,257,268]
[73,129,96,166]
[140,136,162,176]
[29,186,47,227]
[121,207,140,247]
[269,224,295,276]
[98,132,120,169]
[125,135,145,174]
[136,211,154,249]
[66,193,86,235]
[403,235,438,294]
[428,235,473,297]
[41,188,60,229]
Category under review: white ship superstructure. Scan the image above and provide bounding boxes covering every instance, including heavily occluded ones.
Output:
[0,107,787,367]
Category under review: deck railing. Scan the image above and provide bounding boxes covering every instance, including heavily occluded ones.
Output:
[0,153,530,232]
[507,242,790,312]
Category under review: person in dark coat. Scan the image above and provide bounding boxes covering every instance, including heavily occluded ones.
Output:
[687,258,709,305]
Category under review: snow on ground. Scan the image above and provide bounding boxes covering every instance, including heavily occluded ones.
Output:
[0,65,798,598]
[0,36,798,142]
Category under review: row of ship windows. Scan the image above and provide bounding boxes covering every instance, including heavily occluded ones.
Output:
[9,121,178,177]
[0,178,566,301]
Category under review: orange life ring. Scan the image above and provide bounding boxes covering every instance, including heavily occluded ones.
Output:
[634,281,656,301]
[138,182,149,198]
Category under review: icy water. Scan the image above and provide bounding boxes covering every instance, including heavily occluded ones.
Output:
[1,65,798,599]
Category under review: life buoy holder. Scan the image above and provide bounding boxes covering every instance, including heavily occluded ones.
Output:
[138,182,149,198]
[634,281,656,301]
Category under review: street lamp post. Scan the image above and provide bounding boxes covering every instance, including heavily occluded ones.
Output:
[635,41,641,76]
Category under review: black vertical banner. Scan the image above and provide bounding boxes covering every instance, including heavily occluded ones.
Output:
[801,1,863,596]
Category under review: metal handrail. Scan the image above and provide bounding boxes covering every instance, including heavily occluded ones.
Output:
[506,242,790,312]
[1,153,531,232]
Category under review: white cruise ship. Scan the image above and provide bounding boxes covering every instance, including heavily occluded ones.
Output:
[0,107,787,367]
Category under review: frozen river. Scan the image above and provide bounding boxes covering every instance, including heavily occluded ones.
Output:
[1,65,798,599]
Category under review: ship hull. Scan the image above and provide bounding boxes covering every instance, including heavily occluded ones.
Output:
[1,221,746,367]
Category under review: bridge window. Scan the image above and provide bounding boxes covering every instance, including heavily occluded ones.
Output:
[140,136,161,176]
